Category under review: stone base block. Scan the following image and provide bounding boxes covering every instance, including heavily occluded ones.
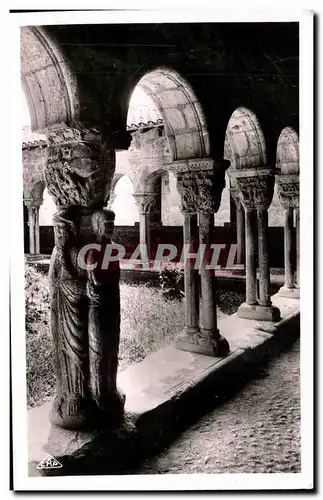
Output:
[237,302,281,322]
[175,331,230,357]
[278,286,300,299]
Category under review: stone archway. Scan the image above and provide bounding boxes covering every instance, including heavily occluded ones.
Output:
[128,68,210,161]
[21,26,79,132]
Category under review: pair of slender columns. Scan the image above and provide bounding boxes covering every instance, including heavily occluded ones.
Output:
[24,200,42,254]
[244,208,271,306]
[241,207,280,321]
[179,212,229,356]
[279,207,300,296]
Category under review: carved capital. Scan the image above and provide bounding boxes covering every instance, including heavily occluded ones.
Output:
[45,123,115,209]
[133,193,156,215]
[276,174,299,209]
[231,167,277,211]
[172,159,229,214]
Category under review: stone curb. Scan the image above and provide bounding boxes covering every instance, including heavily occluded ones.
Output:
[28,303,300,477]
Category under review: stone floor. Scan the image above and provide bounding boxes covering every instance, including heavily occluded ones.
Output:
[135,338,300,474]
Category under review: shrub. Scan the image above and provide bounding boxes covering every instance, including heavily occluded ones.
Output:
[25,265,55,407]
[159,265,184,302]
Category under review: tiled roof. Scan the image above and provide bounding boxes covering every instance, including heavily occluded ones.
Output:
[22,127,47,149]
[127,103,163,131]
[126,87,163,131]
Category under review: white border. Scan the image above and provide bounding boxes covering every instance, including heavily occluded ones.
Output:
[5,7,314,492]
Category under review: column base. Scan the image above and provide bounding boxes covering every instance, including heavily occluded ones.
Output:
[278,286,300,299]
[176,329,230,357]
[237,302,281,322]
[50,391,125,431]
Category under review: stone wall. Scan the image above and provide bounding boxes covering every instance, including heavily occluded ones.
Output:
[22,146,46,199]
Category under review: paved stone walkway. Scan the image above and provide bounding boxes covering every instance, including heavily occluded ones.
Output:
[136,339,300,474]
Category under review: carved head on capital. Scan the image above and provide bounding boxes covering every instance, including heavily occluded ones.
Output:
[45,125,115,209]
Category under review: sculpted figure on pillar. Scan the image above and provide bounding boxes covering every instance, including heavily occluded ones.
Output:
[45,123,125,430]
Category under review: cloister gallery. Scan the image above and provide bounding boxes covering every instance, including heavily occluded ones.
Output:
[21,23,299,432]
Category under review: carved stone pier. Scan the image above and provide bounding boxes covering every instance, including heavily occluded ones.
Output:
[45,123,124,430]
[173,158,230,357]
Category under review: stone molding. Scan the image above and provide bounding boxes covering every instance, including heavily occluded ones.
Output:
[230,166,278,211]
[45,123,115,209]
[133,192,156,215]
[276,174,300,210]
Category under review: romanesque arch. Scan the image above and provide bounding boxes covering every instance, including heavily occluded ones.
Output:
[21,26,79,132]
[276,127,299,175]
[128,68,210,161]
[224,106,267,171]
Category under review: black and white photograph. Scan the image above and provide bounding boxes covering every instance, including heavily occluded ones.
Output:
[6,6,314,492]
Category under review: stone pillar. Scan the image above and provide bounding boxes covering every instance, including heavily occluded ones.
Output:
[257,207,271,306]
[44,124,124,430]
[244,208,258,305]
[133,193,156,261]
[231,167,281,321]
[174,158,230,357]
[24,198,43,254]
[295,208,300,289]
[276,174,300,299]
[183,212,200,334]
[230,187,245,272]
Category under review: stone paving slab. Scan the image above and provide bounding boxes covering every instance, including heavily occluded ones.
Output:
[27,292,300,476]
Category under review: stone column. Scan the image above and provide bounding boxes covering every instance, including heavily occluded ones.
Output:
[232,167,281,321]
[183,212,200,334]
[24,198,43,255]
[244,208,258,305]
[257,207,271,306]
[295,207,300,289]
[276,174,300,298]
[174,158,230,357]
[230,187,245,272]
[133,193,156,262]
[44,124,124,430]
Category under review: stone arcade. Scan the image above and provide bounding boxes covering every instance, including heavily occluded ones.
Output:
[21,23,300,470]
